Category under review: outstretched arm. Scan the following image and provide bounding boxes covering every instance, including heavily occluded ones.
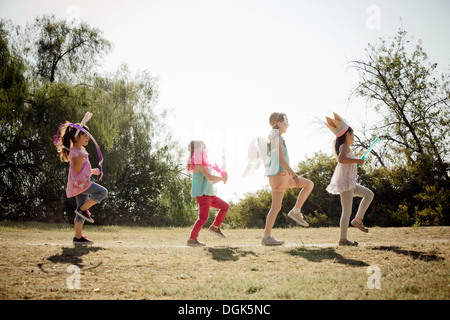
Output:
[196,165,228,183]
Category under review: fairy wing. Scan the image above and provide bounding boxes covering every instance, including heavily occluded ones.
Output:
[241,137,270,178]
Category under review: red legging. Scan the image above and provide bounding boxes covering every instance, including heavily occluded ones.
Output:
[189,195,229,240]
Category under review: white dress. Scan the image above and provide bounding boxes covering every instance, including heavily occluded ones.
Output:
[326,149,357,194]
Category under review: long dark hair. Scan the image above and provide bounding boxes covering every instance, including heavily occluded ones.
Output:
[334,126,353,156]
[56,122,89,162]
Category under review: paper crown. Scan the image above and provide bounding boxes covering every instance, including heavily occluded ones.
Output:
[325,112,349,137]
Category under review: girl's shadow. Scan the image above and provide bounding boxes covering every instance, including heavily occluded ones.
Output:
[286,247,369,267]
[40,246,104,271]
[371,246,444,262]
[206,246,257,262]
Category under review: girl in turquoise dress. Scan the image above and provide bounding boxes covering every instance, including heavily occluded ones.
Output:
[262,113,314,246]
[186,141,229,246]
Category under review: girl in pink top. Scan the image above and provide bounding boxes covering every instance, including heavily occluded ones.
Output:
[56,121,108,245]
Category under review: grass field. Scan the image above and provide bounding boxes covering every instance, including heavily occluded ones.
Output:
[0,222,448,300]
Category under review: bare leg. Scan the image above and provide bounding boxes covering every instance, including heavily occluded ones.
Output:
[294,178,314,209]
[80,199,97,211]
[75,221,83,238]
[264,191,285,236]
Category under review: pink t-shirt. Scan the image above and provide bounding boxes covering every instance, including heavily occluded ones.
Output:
[66,147,93,198]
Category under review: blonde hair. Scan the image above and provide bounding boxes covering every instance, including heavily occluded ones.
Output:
[269,112,287,129]
[267,112,287,152]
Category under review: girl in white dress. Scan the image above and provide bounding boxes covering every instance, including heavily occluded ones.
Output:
[325,113,374,246]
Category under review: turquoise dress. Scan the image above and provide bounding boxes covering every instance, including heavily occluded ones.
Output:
[191,168,215,197]
[266,135,289,176]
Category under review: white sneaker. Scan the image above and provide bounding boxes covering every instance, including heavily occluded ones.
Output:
[288,209,309,227]
[261,235,284,246]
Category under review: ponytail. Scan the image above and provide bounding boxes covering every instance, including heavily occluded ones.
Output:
[56,122,88,162]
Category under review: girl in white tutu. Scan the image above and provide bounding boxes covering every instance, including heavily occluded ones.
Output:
[325,113,374,246]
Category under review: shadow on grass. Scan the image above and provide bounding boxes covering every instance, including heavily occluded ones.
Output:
[206,247,257,262]
[286,247,369,267]
[39,246,104,272]
[371,246,444,262]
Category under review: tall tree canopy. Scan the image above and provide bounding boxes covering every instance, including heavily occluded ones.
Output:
[350,27,450,176]
[0,16,195,225]
[27,14,112,83]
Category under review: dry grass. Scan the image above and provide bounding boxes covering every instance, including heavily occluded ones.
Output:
[0,222,448,300]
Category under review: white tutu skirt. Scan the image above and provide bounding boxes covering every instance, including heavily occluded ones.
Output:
[326,152,358,194]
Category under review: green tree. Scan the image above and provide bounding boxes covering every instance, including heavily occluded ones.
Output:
[88,65,196,226]
[24,14,112,83]
[350,26,449,172]
[350,26,449,226]
[227,188,272,229]
[1,17,194,225]
[288,151,338,227]
[0,21,33,219]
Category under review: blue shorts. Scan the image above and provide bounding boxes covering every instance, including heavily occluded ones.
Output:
[74,183,108,223]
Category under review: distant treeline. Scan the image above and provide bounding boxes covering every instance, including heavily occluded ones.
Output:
[227,151,449,228]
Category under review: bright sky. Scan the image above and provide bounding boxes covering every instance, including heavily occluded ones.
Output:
[2,0,449,202]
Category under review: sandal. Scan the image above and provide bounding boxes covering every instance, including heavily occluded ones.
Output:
[339,240,359,246]
[351,219,368,233]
